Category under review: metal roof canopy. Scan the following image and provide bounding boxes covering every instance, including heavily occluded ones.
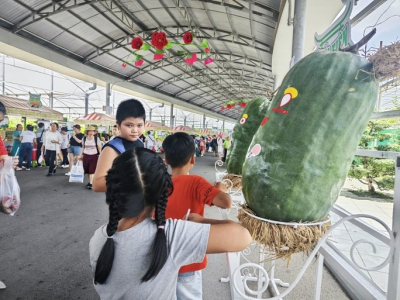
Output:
[0,0,280,120]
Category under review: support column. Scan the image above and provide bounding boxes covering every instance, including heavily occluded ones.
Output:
[2,55,5,95]
[291,0,307,66]
[222,120,225,132]
[273,75,281,91]
[170,104,174,128]
[203,114,206,129]
[106,83,111,114]
[388,156,400,300]
[85,93,89,115]
[49,71,54,108]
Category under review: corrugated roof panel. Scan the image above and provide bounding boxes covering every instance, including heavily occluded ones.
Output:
[90,54,120,69]
[70,4,101,20]
[24,22,64,42]
[46,12,83,29]
[50,32,90,55]
[147,69,173,80]
[160,84,180,94]
[0,0,31,23]
[135,73,164,86]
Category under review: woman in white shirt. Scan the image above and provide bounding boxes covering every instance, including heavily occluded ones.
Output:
[16,125,36,171]
[145,130,155,151]
[60,127,70,168]
[81,126,102,190]
[41,123,63,176]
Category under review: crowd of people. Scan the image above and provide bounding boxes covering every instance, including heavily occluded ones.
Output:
[2,98,245,299]
[193,133,231,162]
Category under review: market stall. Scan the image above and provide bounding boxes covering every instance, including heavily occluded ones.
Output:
[0,95,64,155]
[144,121,170,152]
[74,112,116,126]
[171,125,197,135]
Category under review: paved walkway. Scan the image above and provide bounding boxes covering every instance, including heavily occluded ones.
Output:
[2,152,391,299]
[330,179,394,293]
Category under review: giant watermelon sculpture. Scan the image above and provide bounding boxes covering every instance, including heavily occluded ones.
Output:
[226,97,270,175]
[242,50,379,222]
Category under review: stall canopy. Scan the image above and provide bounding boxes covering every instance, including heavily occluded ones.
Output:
[0,95,63,120]
[172,125,197,135]
[145,121,168,131]
[74,112,116,126]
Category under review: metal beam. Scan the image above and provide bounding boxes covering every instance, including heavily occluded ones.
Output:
[351,0,387,27]
[12,0,108,33]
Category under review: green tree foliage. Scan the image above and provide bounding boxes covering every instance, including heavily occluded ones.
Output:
[348,119,399,194]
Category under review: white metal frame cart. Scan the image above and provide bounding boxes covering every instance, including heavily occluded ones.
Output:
[215,155,400,300]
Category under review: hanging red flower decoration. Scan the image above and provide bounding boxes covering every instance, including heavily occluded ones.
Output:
[151,31,168,50]
[204,57,214,65]
[135,59,144,67]
[183,32,193,44]
[154,53,164,60]
[131,37,143,50]
[185,53,197,65]
[122,63,127,68]
[205,48,210,53]
[221,106,225,110]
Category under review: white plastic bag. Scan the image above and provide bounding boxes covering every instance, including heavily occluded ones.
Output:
[0,157,21,216]
[38,154,44,165]
[69,161,84,183]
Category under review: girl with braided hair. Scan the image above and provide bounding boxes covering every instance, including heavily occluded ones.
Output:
[89,147,252,299]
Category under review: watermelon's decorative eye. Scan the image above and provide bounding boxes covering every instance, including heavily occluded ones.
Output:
[240,113,249,125]
[273,87,298,114]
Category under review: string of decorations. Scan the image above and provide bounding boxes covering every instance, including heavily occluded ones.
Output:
[122,31,214,67]
[221,100,247,110]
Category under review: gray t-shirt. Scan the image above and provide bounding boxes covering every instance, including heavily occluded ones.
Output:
[89,218,210,300]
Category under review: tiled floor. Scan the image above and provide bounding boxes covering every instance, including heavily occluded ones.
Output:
[331,188,394,293]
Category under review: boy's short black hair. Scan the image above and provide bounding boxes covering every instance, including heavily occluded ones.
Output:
[162,132,195,168]
[73,124,81,130]
[27,125,34,131]
[61,126,68,132]
[116,99,146,125]
[38,122,44,128]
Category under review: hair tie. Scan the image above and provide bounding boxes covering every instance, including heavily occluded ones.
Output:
[107,236,113,239]
[158,226,165,229]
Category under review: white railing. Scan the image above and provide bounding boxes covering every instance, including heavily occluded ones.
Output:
[216,152,400,300]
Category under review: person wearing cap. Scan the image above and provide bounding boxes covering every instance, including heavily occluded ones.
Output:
[81,126,102,189]
[16,125,36,171]
[65,124,84,176]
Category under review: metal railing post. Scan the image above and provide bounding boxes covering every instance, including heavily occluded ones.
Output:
[387,156,400,300]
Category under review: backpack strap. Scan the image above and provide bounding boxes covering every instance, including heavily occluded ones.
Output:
[94,135,100,155]
[39,129,45,142]
[83,136,100,155]
[106,138,125,154]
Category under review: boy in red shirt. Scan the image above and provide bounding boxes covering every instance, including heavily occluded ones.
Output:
[162,132,232,300]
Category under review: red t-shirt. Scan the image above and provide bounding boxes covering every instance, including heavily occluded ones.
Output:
[0,137,8,156]
[165,174,221,273]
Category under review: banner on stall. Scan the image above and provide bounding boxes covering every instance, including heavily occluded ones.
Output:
[27,93,43,110]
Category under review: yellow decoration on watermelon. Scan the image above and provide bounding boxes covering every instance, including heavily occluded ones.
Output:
[243,114,248,118]
[284,87,298,98]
